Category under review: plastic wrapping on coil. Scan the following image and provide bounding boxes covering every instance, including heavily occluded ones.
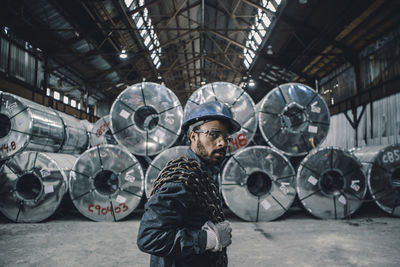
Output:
[89,115,117,147]
[297,147,367,219]
[258,83,330,156]
[69,145,144,221]
[0,92,64,160]
[184,82,257,154]
[0,152,76,222]
[353,144,400,217]
[56,111,90,154]
[221,146,296,221]
[110,82,183,156]
[145,146,189,198]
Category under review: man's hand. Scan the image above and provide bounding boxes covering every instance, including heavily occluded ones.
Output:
[202,220,232,252]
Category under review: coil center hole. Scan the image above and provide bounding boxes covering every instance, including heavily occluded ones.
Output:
[134,106,159,131]
[320,170,345,196]
[16,173,42,200]
[281,103,307,133]
[247,171,272,197]
[0,114,11,138]
[392,168,400,188]
[94,170,119,195]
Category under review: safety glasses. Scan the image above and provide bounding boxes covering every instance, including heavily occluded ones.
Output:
[194,129,233,142]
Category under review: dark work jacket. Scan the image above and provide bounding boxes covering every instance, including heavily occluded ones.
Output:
[137,148,224,267]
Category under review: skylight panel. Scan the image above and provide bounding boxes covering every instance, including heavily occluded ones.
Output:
[267,2,276,12]
[244,60,250,69]
[261,14,271,28]
[245,53,253,63]
[136,17,144,28]
[140,29,147,38]
[124,0,134,8]
[144,36,151,46]
[254,32,262,45]
[125,0,162,69]
[248,49,255,58]
[243,0,282,69]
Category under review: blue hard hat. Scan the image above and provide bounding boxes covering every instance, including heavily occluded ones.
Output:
[182,101,241,134]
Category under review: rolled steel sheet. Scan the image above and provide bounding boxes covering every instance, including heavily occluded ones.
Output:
[69,145,144,221]
[89,115,117,147]
[184,82,257,154]
[222,146,296,221]
[0,151,76,222]
[297,147,367,219]
[110,82,183,156]
[145,146,189,198]
[258,83,330,156]
[56,111,90,154]
[80,119,93,131]
[0,92,64,160]
[353,144,400,217]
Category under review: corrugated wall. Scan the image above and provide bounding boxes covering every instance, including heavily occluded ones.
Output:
[322,92,400,148]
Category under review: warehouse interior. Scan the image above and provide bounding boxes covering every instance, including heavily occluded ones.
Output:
[0,0,400,266]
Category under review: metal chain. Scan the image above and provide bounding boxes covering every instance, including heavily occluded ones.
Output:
[150,156,228,266]
[151,156,225,223]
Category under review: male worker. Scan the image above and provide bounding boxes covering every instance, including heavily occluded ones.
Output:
[137,101,241,267]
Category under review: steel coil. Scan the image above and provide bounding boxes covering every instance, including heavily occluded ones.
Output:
[258,83,330,156]
[110,82,183,156]
[184,82,257,154]
[145,146,189,198]
[69,145,144,221]
[0,92,64,160]
[0,151,76,222]
[297,147,367,219]
[222,146,296,221]
[56,111,90,154]
[353,144,400,217]
[89,115,117,147]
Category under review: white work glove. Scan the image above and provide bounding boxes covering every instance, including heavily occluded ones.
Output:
[202,220,232,252]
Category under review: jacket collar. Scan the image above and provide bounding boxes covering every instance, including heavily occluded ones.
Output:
[186,147,221,178]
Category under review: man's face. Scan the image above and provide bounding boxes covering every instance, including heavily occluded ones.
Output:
[190,120,230,165]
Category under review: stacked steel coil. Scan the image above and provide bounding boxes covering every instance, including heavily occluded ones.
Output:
[0,151,77,222]
[110,82,183,156]
[89,115,117,147]
[257,83,330,156]
[353,144,400,217]
[69,145,144,222]
[184,82,257,155]
[221,146,296,221]
[0,92,90,160]
[0,92,65,160]
[296,147,367,219]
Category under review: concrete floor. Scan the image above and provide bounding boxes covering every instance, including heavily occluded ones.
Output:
[0,201,399,267]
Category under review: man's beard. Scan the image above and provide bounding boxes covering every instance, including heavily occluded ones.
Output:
[196,139,225,166]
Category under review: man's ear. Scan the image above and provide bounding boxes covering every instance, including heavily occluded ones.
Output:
[189,131,197,143]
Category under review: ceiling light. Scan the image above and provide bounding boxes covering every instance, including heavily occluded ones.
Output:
[267,45,273,55]
[119,49,128,59]
[248,79,255,87]
[201,81,206,85]
[157,74,162,80]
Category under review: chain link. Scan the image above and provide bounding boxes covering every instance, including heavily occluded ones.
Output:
[150,156,228,266]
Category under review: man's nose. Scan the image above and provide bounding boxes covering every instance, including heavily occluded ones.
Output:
[216,136,227,147]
